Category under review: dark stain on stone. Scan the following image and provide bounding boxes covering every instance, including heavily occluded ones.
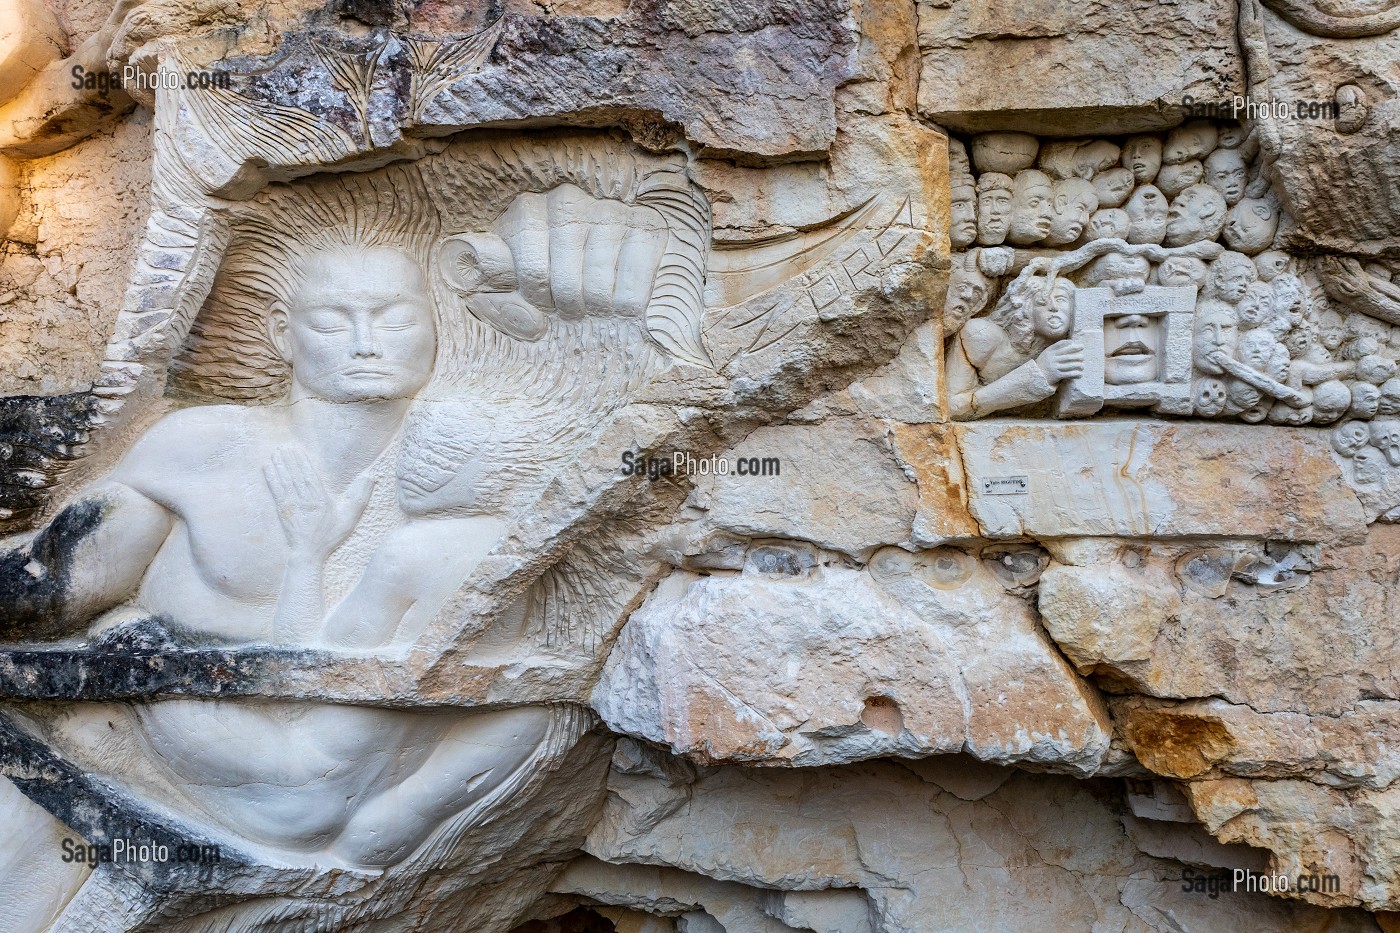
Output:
[0,497,106,642]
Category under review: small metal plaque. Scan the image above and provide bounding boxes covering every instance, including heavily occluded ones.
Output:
[982,476,1029,495]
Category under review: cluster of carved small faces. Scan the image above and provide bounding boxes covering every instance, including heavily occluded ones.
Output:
[949,120,1400,426]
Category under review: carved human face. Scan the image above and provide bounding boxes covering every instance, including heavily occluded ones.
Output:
[1254,250,1289,282]
[1352,382,1382,419]
[1318,310,1347,351]
[1312,381,1353,423]
[1193,377,1228,416]
[1126,186,1168,244]
[1380,378,1400,416]
[1044,179,1098,245]
[1204,149,1248,205]
[1157,160,1203,198]
[1165,185,1226,247]
[1333,421,1371,456]
[1238,330,1279,372]
[977,175,1013,245]
[273,247,436,403]
[1236,283,1276,330]
[1352,445,1388,484]
[1092,167,1134,209]
[1087,208,1130,240]
[1007,171,1055,244]
[1209,256,1257,304]
[1104,313,1160,385]
[945,255,991,334]
[1223,198,1280,255]
[1156,256,1206,289]
[1123,136,1162,184]
[1193,301,1238,373]
[1371,419,1400,465]
[1164,120,1217,164]
[1217,125,1247,149]
[1271,274,1305,327]
[1030,279,1074,340]
[951,183,978,249]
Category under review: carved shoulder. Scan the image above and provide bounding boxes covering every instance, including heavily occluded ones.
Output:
[114,405,270,487]
[958,319,1011,368]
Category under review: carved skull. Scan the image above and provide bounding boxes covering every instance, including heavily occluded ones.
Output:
[1370,419,1400,466]
[1193,377,1229,416]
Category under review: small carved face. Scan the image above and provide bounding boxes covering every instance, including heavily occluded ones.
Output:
[273,247,437,404]
[1193,301,1238,373]
[1238,330,1280,372]
[1030,279,1074,340]
[1370,419,1400,465]
[1379,378,1400,416]
[1351,382,1382,419]
[1193,377,1229,416]
[1092,167,1134,209]
[1254,250,1289,282]
[1007,171,1055,244]
[1352,445,1388,484]
[1271,274,1305,326]
[945,256,991,334]
[1318,310,1347,351]
[1283,323,1313,358]
[1166,185,1226,247]
[951,183,978,249]
[1157,160,1203,198]
[1333,421,1371,456]
[1123,135,1163,184]
[1164,120,1218,164]
[1209,256,1258,304]
[1236,283,1276,330]
[1204,149,1248,205]
[1087,208,1130,240]
[1223,198,1280,255]
[1104,313,1160,385]
[1217,125,1248,149]
[1044,179,1098,245]
[1156,256,1207,288]
[1126,185,1168,244]
[977,175,1014,245]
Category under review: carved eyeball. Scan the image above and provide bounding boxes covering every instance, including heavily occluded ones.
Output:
[868,546,916,584]
[1175,548,1237,598]
[980,544,1048,590]
[913,547,977,589]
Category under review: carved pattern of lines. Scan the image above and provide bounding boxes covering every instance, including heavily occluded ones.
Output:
[405,22,502,124]
[179,71,357,171]
[636,169,713,368]
[312,37,390,144]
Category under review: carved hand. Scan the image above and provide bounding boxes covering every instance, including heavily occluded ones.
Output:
[1035,340,1085,384]
[263,447,375,562]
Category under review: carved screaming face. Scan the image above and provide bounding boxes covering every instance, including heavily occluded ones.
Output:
[945,253,992,334]
[1007,170,1055,244]
[1123,135,1163,184]
[271,247,437,404]
[951,181,978,249]
[1204,148,1248,205]
[1156,255,1207,289]
[1165,184,1227,247]
[1193,300,1238,373]
[1333,420,1371,456]
[1193,377,1229,416]
[1370,419,1400,466]
[1236,283,1276,331]
[977,173,1014,245]
[1029,278,1074,340]
[1126,185,1168,244]
[1103,313,1161,385]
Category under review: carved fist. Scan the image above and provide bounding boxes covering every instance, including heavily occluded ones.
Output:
[437,184,671,340]
[1035,339,1085,384]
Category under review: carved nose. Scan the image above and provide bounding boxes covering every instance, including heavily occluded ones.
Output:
[351,324,382,358]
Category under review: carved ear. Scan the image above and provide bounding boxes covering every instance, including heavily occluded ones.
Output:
[267,301,292,360]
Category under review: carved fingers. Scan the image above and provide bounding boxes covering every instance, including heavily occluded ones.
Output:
[263,447,373,559]
[1036,340,1086,383]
